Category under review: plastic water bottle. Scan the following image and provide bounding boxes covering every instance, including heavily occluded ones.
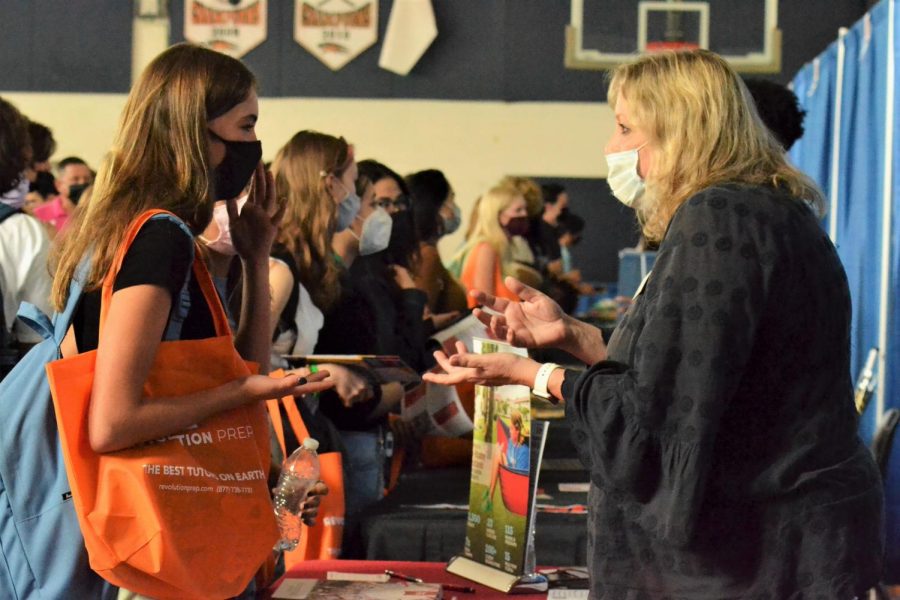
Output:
[273,437,320,552]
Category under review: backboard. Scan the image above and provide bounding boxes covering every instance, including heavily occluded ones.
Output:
[566,0,781,73]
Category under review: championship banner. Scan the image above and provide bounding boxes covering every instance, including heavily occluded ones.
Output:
[294,0,378,71]
[184,0,267,58]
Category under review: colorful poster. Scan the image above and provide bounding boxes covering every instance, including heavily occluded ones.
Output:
[184,0,268,58]
[464,338,532,574]
[294,0,378,71]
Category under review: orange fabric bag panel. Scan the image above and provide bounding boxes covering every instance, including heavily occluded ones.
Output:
[460,242,518,309]
[266,385,345,567]
[47,210,278,600]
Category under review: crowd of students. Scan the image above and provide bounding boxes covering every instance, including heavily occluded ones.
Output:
[0,43,591,559]
[5,39,878,600]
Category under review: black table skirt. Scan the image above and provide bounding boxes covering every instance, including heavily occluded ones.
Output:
[354,464,590,567]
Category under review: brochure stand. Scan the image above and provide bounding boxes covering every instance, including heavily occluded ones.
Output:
[445,338,549,594]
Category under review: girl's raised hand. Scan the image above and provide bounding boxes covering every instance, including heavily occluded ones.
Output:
[228,162,286,262]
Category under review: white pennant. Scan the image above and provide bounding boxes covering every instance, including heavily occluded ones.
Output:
[378,0,438,76]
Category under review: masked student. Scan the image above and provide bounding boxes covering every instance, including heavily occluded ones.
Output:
[49,44,330,595]
[270,131,405,521]
[449,185,529,308]
[405,169,468,317]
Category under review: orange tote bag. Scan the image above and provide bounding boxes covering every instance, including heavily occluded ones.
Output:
[47,210,278,600]
[266,381,345,566]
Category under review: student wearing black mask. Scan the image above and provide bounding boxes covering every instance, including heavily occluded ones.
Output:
[49,48,331,597]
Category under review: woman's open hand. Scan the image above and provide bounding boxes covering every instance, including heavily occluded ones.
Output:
[228,162,286,263]
[471,276,568,349]
[422,341,540,388]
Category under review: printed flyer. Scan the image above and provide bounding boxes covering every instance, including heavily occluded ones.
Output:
[399,314,490,437]
[463,338,533,574]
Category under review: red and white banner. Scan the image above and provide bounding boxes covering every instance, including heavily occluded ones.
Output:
[184,0,267,58]
[294,0,378,71]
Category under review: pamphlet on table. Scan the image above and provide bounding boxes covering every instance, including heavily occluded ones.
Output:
[399,314,489,437]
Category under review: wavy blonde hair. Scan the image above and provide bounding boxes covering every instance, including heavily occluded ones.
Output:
[272,130,352,312]
[498,175,542,218]
[454,185,522,270]
[609,49,825,243]
[50,43,255,310]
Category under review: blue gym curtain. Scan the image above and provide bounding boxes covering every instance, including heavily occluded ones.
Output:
[789,45,836,208]
[790,0,898,581]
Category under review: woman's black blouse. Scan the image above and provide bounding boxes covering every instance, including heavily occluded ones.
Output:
[563,184,883,598]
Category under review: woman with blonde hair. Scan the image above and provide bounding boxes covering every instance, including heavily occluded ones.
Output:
[427,49,883,598]
[450,185,528,308]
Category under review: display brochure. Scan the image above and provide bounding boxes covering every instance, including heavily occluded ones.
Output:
[272,578,442,600]
[401,381,473,437]
[399,314,490,437]
[446,338,549,593]
[281,354,421,390]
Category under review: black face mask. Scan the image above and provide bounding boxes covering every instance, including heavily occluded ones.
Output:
[503,216,530,237]
[210,131,262,200]
[68,183,90,205]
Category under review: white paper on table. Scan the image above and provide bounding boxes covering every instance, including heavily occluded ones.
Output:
[548,590,590,599]
[326,571,390,582]
[558,482,591,493]
[271,578,317,599]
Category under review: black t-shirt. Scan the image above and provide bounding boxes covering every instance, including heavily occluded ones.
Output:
[73,218,216,352]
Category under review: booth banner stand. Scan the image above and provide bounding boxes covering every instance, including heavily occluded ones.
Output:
[294,0,378,71]
[446,338,549,594]
[183,0,267,58]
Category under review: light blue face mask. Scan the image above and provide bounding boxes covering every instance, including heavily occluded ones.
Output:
[335,186,361,232]
[442,204,462,236]
[561,245,573,273]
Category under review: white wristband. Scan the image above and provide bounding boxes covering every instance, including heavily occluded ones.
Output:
[532,362,561,401]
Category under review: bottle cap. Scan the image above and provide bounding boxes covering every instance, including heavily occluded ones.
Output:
[301,437,319,451]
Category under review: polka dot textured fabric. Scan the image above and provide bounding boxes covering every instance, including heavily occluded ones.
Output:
[563,184,884,598]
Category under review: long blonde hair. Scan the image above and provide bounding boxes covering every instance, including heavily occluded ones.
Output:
[498,175,542,218]
[50,43,256,310]
[272,130,352,312]
[609,49,825,243]
[455,185,521,267]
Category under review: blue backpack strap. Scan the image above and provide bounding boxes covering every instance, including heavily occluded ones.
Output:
[15,259,88,345]
[146,213,196,341]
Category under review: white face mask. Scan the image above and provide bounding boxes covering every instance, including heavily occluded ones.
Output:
[200,196,248,256]
[1,174,28,209]
[351,207,393,256]
[605,142,648,207]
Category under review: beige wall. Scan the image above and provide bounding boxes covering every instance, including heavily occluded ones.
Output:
[0,93,614,257]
